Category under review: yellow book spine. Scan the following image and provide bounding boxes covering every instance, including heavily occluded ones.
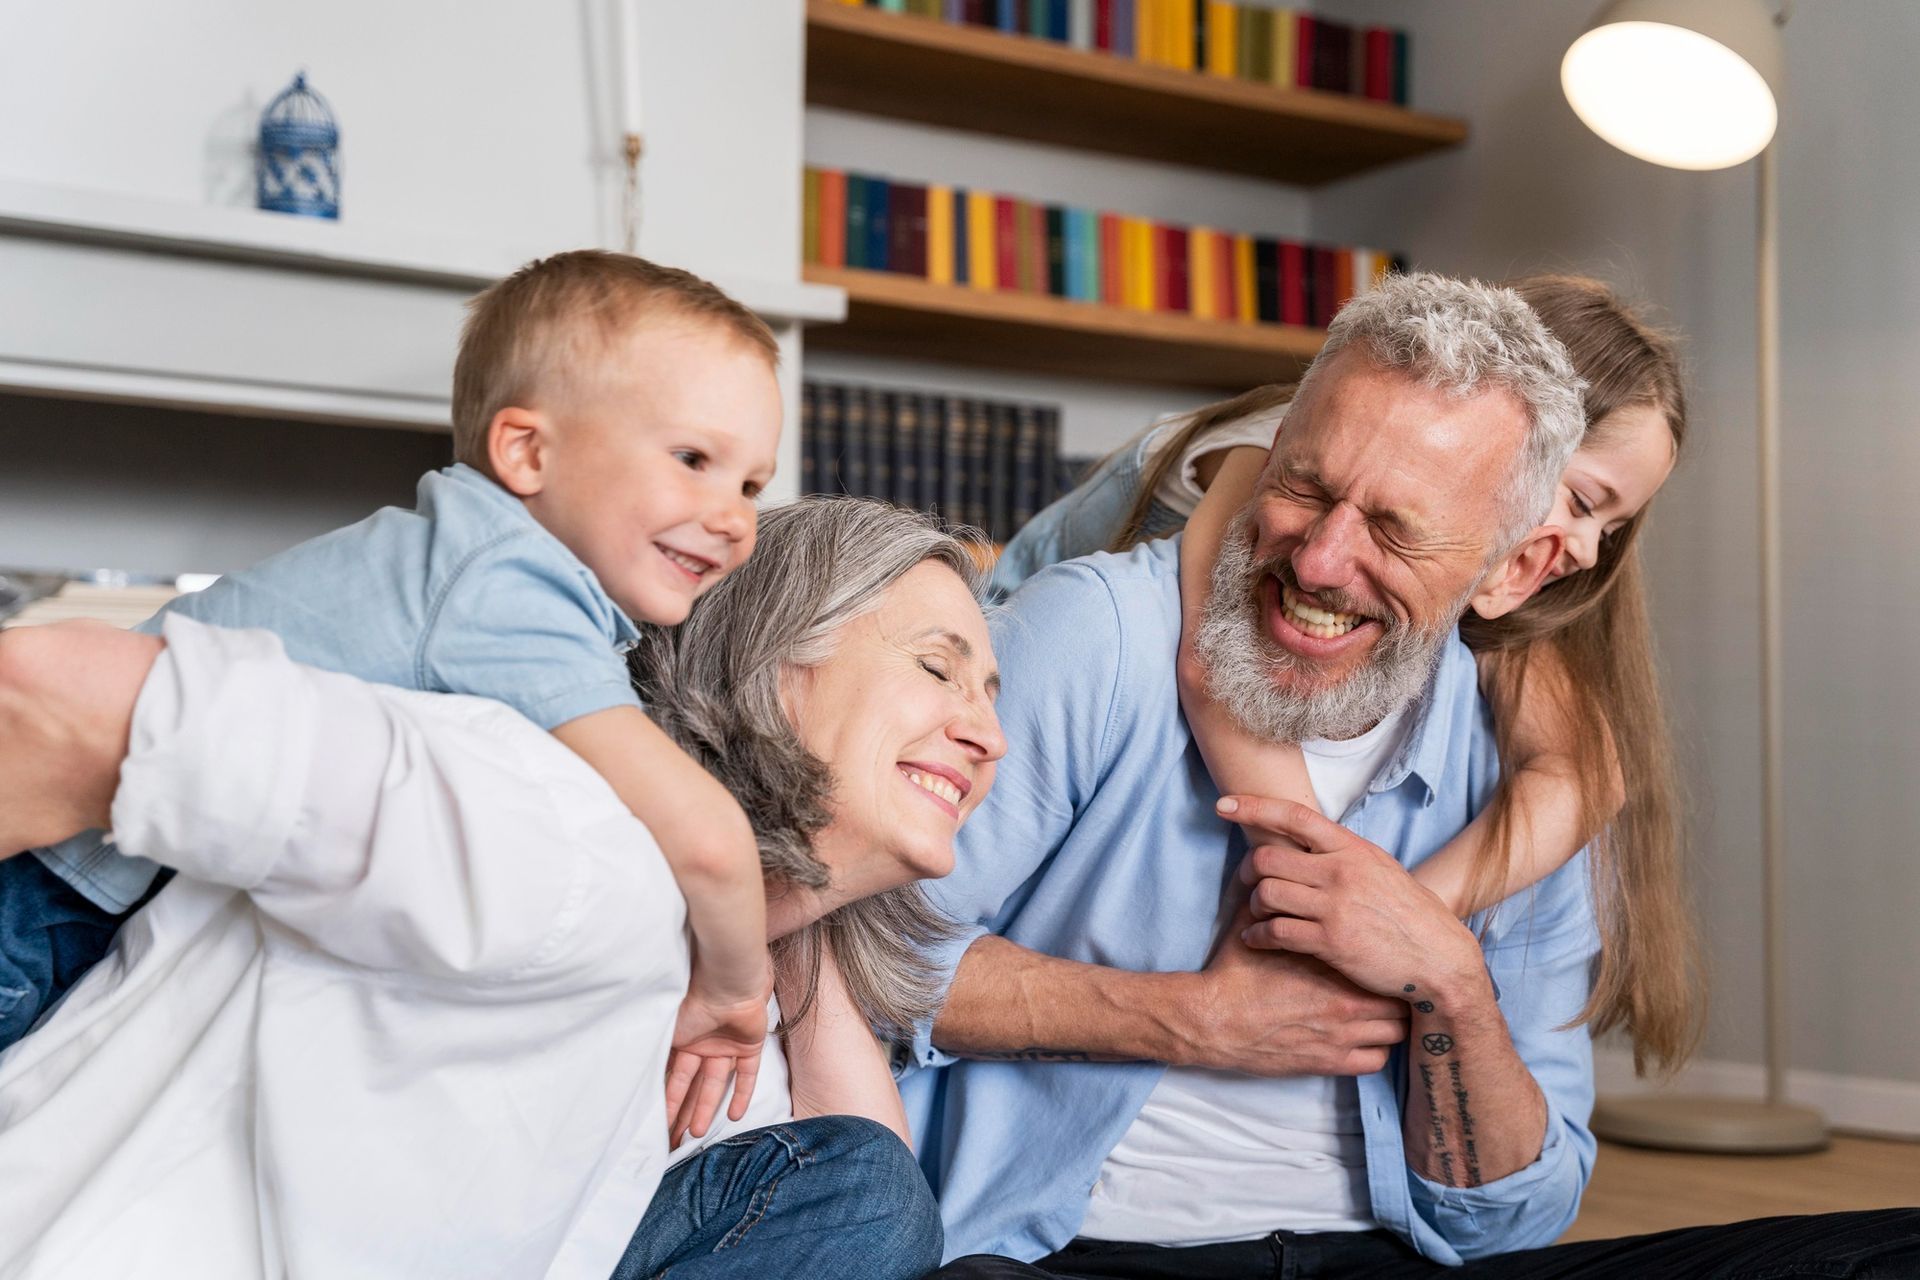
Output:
[1140,0,1161,65]
[1206,2,1236,78]
[1171,0,1194,71]
[1234,233,1257,324]
[966,191,996,291]
[1270,7,1295,88]
[1125,218,1151,311]
[1190,227,1216,319]
[927,184,954,285]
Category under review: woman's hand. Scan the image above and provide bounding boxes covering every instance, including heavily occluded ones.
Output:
[0,621,161,853]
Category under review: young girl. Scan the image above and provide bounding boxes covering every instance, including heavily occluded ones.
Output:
[997,275,1700,1075]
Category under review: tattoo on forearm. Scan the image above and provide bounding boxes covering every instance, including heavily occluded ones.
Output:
[1417,1062,1457,1185]
[1448,1059,1484,1187]
[969,1047,1094,1063]
[1421,1032,1455,1055]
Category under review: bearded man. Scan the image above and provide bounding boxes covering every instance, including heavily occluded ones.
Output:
[899,274,1920,1279]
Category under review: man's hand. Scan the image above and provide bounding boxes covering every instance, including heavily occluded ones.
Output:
[0,622,162,854]
[1186,901,1409,1077]
[1222,794,1485,1004]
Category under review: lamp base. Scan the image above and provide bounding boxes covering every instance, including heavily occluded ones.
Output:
[1591,1094,1829,1154]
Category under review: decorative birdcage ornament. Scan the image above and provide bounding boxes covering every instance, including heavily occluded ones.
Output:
[256,72,340,219]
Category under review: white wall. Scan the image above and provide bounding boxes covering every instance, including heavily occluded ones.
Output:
[1313,0,1920,1092]
[0,0,810,575]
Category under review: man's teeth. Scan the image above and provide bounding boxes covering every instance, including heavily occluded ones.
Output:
[1281,584,1364,639]
[905,769,962,806]
[660,547,710,576]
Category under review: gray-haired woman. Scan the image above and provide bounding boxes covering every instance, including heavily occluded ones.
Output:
[613,496,1006,1279]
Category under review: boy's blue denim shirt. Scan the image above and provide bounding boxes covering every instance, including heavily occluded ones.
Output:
[34,463,642,912]
[900,536,1601,1265]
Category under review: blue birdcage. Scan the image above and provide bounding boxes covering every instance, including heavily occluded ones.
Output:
[256,72,339,219]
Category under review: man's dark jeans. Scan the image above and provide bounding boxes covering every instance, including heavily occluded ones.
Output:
[614,1115,943,1280]
[927,1209,1920,1279]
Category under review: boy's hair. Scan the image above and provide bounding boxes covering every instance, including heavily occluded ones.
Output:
[450,251,780,473]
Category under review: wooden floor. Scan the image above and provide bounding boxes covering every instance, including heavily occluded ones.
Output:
[1564,1135,1920,1242]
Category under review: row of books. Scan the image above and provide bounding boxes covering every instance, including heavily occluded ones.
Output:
[830,0,1410,104]
[801,381,1066,542]
[804,167,1406,328]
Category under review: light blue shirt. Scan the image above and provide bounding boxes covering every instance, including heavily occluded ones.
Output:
[36,464,642,911]
[901,536,1600,1265]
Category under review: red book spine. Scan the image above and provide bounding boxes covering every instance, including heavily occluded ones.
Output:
[1280,241,1307,326]
[1364,29,1389,100]
[1095,0,1112,50]
[1099,212,1122,305]
[1214,230,1237,322]
[820,170,846,269]
[995,197,1020,292]
[1167,226,1191,313]
[1314,247,1338,327]
[1296,14,1316,89]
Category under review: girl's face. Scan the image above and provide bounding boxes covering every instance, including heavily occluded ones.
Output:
[1542,403,1678,583]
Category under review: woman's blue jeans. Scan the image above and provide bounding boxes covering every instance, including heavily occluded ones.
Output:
[613,1115,943,1280]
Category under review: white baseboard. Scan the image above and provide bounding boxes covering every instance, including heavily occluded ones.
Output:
[1593,1048,1920,1139]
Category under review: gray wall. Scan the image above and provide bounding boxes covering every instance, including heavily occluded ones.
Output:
[0,394,450,576]
[1312,0,1920,1086]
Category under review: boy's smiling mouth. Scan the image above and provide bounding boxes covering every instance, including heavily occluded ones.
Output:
[657,544,718,582]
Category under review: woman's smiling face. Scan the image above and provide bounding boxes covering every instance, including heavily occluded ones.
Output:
[783,561,1006,899]
[1543,402,1678,582]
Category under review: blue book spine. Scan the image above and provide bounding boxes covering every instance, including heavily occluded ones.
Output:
[866,178,892,272]
[953,187,971,287]
[1062,207,1084,301]
[939,399,965,524]
[915,394,941,511]
[944,0,966,20]
[1047,0,1069,40]
[845,174,868,270]
[1113,0,1135,57]
[995,0,1018,32]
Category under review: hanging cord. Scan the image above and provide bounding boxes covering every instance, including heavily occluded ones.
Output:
[622,132,644,255]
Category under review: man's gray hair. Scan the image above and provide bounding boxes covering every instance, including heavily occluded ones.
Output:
[1299,271,1587,548]
[627,495,986,1040]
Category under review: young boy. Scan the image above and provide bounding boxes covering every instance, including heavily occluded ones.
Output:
[0,251,781,1095]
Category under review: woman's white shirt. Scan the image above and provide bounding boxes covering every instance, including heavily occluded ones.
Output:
[0,616,690,1280]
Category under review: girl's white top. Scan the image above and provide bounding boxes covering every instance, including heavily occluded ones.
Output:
[0,615,691,1280]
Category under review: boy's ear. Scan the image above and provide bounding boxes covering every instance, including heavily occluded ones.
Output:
[486,407,552,498]
[1470,525,1564,620]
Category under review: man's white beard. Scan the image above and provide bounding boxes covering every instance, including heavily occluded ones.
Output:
[1191,509,1460,743]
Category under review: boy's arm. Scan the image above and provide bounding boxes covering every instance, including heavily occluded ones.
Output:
[552,707,772,1108]
[1412,648,1625,917]
[1176,444,1318,818]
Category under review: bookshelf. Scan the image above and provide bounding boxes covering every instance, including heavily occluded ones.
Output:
[804,263,1322,388]
[805,1,1468,186]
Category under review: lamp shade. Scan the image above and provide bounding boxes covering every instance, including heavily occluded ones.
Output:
[1562,0,1784,170]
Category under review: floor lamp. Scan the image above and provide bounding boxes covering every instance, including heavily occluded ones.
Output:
[1561,0,1827,1153]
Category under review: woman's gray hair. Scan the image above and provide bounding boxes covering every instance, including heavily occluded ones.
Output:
[626,495,988,1040]
[1299,272,1587,549]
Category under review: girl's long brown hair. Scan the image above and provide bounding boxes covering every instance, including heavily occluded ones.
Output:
[1110,275,1702,1075]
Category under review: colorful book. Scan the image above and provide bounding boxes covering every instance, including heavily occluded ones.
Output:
[1045,205,1067,296]
[845,174,869,270]
[1247,5,1272,82]
[1295,12,1315,89]
[1393,30,1410,104]
[1026,201,1048,293]
[1280,240,1307,326]
[950,186,969,286]
[819,169,847,267]
[968,190,998,290]
[803,168,822,266]
[1099,212,1123,305]
[1094,0,1112,50]
[865,177,892,271]
[1253,236,1279,323]
[1112,0,1135,56]
[1213,228,1237,322]
[1269,7,1295,88]
[1204,0,1235,77]
[1165,224,1190,314]
[1233,233,1257,324]
[928,183,955,284]
[994,196,1020,291]
[1190,227,1216,320]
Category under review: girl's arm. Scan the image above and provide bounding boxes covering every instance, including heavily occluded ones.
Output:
[1177,446,1319,819]
[778,940,911,1144]
[1414,645,1626,917]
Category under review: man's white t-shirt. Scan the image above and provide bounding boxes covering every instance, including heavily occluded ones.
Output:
[1080,703,1413,1246]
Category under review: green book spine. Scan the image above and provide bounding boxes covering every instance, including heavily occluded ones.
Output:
[845,174,869,270]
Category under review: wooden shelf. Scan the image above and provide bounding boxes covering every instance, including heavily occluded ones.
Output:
[805,1,1467,186]
[803,264,1323,389]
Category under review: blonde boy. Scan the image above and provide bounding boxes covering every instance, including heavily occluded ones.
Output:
[9,253,780,1095]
